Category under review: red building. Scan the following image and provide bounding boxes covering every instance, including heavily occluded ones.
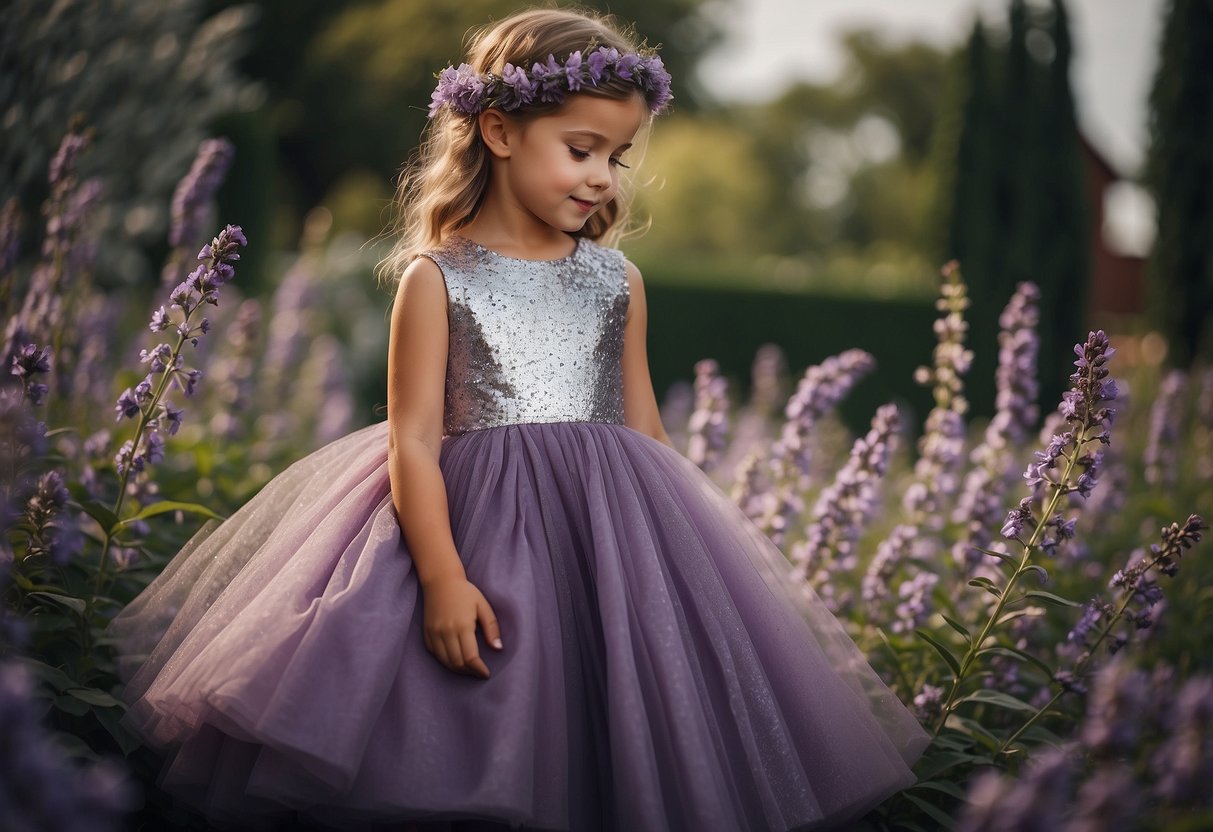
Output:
[1080,133,1148,321]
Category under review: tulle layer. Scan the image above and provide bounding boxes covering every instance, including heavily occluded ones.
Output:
[108,419,928,831]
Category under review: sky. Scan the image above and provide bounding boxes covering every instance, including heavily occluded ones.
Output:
[698,0,1164,176]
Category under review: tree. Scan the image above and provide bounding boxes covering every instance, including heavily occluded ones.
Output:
[750,30,950,258]
[1144,0,1213,366]
[936,0,1089,411]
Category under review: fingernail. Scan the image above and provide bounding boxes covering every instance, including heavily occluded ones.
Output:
[492,637,503,649]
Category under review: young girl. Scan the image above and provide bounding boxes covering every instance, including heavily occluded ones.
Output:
[108,8,929,831]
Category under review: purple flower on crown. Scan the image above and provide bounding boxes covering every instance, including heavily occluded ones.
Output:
[564,50,584,91]
[428,46,673,118]
[587,47,620,85]
[532,55,566,104]
[499,63,537,110]
[428,63,486,117]
[640,55,673,111]
[614,52,640,81]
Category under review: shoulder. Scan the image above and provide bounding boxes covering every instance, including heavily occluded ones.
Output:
[392,255,448,311]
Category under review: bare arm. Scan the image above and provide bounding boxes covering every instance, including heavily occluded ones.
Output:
[621,260,674,448]
[387,256,501,678]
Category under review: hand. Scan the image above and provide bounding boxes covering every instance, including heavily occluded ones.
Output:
[419,575,503,679]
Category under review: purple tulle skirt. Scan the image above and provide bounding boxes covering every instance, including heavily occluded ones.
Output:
[108,420,929,831]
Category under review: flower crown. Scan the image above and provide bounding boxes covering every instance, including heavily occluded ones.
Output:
[427,45,673,118]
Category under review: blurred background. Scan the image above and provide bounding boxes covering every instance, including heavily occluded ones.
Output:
[3,0,1208,437]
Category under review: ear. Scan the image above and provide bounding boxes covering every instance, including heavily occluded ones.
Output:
[478,109,514,160]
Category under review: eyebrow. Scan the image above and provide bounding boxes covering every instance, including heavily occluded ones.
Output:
[563,129,632,151]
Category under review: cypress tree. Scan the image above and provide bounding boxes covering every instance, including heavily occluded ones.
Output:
[1034,0,1090,405]
[939,20,1001,411]
[999,0,1040,307]
[1144,0,1213,366]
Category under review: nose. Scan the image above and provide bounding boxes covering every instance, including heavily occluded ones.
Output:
[586,157,612,190]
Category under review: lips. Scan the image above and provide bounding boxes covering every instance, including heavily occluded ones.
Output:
[570,197,597,212]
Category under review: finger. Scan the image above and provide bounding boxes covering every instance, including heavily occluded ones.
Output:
[460,629,490,678]
[430,630,451,666]
[442,631,467,673]
[479,601,503,650]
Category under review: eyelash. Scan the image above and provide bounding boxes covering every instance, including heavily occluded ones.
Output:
[568,146,630,169]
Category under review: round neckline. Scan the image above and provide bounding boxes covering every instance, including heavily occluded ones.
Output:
[454,235,582,264]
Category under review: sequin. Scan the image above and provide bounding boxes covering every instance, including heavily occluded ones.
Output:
[419,235,630,436]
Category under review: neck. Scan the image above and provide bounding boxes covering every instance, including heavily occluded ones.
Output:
[460,171,577,260]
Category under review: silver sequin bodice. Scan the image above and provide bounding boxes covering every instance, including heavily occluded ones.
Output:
[421,235,630,437]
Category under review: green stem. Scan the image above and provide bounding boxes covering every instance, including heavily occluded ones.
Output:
[93,324,191,600]
[932,420,1092,736]
[996,548,1167,755]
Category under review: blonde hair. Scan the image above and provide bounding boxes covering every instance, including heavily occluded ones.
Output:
[376,7,651,286]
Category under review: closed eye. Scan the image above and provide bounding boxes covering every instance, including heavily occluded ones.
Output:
[568,145,630,169]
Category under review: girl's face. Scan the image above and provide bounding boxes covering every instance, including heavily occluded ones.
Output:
[498,91,647,234]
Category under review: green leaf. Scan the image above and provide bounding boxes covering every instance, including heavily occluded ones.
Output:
[941,614,972,644]
[979,644,1054,677]
[1023,590,1081,608]
[976,547,1016,565]
[915,629,962,676]
[957,688,1037,713]
[908,779,969,801]
[65,687,124,709]
[45,729,101,762]
[53,693,91,717]
[967,577,1003,599]
[1024,564,1049,584]
[914,751,993,780]
[902,792,957,830]
[27,591,87,616]
[94,706,141,756]
[1020,724,1068,749]
[121,500,225,525]
[949,715,1002,751]
[20,658,77,692]
[78,500,121,535]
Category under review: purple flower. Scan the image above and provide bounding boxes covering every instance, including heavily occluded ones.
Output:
[614,52,640,80]
[639,54,674,111]
[532,55,566,104]
[794,403,901,601]
[149,305,170,332]
[1152,675,1213,804]
[957,747,1075,832]
[114,388,141,420]
[686,358,730,472]
[913,683,945,722]
[587,47,620,85]
[1143,370,1186,486]
[1080,659,1148,754]
[168,138,235,248]
[775,348,875,488]
[563,50,584,91]
[499,63,537,110]
[21,470,76,564]
[428,63,487,117]
[0,661,137,828]
[9,343,52,405]
[1002,497,1035,540]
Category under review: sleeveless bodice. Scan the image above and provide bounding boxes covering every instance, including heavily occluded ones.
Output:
[420,235,630,437]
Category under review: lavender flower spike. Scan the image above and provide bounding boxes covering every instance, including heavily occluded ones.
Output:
[686,358,730,472]
[114,225,246,477]
[793,403,901,607]
[169,138,235,248]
